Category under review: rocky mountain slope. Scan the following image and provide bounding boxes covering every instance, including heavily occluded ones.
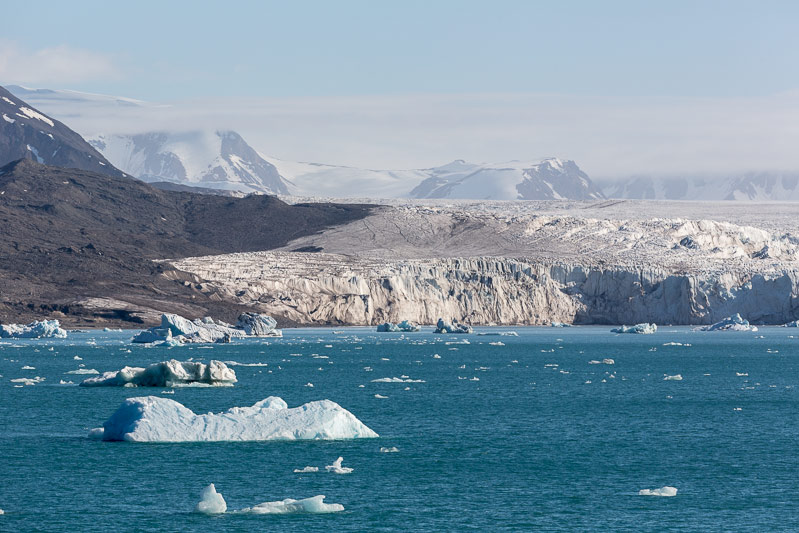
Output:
[0,85,125,178]
[0,159,372,326]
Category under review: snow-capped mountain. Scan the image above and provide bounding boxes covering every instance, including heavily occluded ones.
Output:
[409,158,605,201]
[602,173,799,201]
[0,85,125,178]
[89,131,291,195]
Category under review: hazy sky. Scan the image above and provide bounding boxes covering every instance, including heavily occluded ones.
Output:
[1,0,797,176]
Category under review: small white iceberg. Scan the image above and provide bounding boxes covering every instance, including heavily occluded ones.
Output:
[237,495,343,515]
[611,323,657,334]
[91,396,378,442]
[698,313,758,332]
[80,360,236,387]
[639,486,678,497]
[0,319,67,339]
[66,368,100,375]
[195,484,227,515]
[663,374,683,381]
[194,484,342,515]
[371,377,425,383]
[376,320,420,332]
[132,312,281,344]
[293,466,319,473]
[380,446,399,453]
[325,456,353,474]
[434,318,472,334]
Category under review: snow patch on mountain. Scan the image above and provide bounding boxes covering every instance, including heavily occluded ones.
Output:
[90,130,291,195]
[409,158,604,201]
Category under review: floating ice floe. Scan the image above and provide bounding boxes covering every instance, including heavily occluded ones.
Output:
[132,312,281,344]
[371,377,425,383]
[0,319,67,339]
[697,313,758,332]
[237,495,343,515]
[638,486,678,497]
[488,341,505,346]
[195,484,227,515]
[80,360,237,387]
[21,365,35,370]
[550,322,570,327]
[374,394,388,399]
[66,368,99,375]
[663,374,683,381]
[662,342,690,346]
[588,359,615,365]
[91,395,378,442]
[434,318,473,334]
[611,323,657,334]
[194,484,343,515]
[380,446,399,453]
[294,466,319,473]
[325,456,353,474]
[376,320,421,332]
[782,320,799,327]
[10,376,45,385]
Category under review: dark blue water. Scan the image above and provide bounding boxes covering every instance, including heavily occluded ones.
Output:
[1,326,798,531]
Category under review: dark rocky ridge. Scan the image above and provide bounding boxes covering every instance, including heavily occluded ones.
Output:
[0,159,373,327]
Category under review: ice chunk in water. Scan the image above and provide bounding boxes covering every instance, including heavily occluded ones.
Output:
[639,486,678,497]
[93,395,378,442]
[195,484,227,515]
[325,456,353,474]
[236,495,343,514]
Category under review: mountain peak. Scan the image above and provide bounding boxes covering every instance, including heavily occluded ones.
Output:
[0,84,127,179]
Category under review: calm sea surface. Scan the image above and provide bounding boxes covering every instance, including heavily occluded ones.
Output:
[1,326,797,531]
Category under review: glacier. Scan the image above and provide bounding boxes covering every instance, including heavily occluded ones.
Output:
[132,312,280,344]
[0,319,67,339]
[92,395,378,442]
[171,200,799,326]
[611,323,657,334]
[79,359,236,387]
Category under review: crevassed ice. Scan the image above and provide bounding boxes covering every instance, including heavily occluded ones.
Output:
[80,360,236,387]
[92,395,378,442]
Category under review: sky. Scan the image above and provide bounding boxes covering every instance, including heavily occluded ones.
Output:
[1,0,798,177]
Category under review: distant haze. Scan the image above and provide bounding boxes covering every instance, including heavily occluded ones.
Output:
[8,88,799,181]
[1,1,797,179]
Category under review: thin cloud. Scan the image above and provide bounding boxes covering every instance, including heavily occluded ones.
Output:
[0,41,120,85]
[13,87,799,179]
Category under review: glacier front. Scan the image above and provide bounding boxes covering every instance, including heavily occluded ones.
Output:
[92,396,378,442]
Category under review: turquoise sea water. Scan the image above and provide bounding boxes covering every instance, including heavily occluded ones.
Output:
[1,326,798,532]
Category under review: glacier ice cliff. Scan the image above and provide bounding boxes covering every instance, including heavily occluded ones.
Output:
[168,202,799,326]
[92,396,378,442]
[80,359,236,387]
